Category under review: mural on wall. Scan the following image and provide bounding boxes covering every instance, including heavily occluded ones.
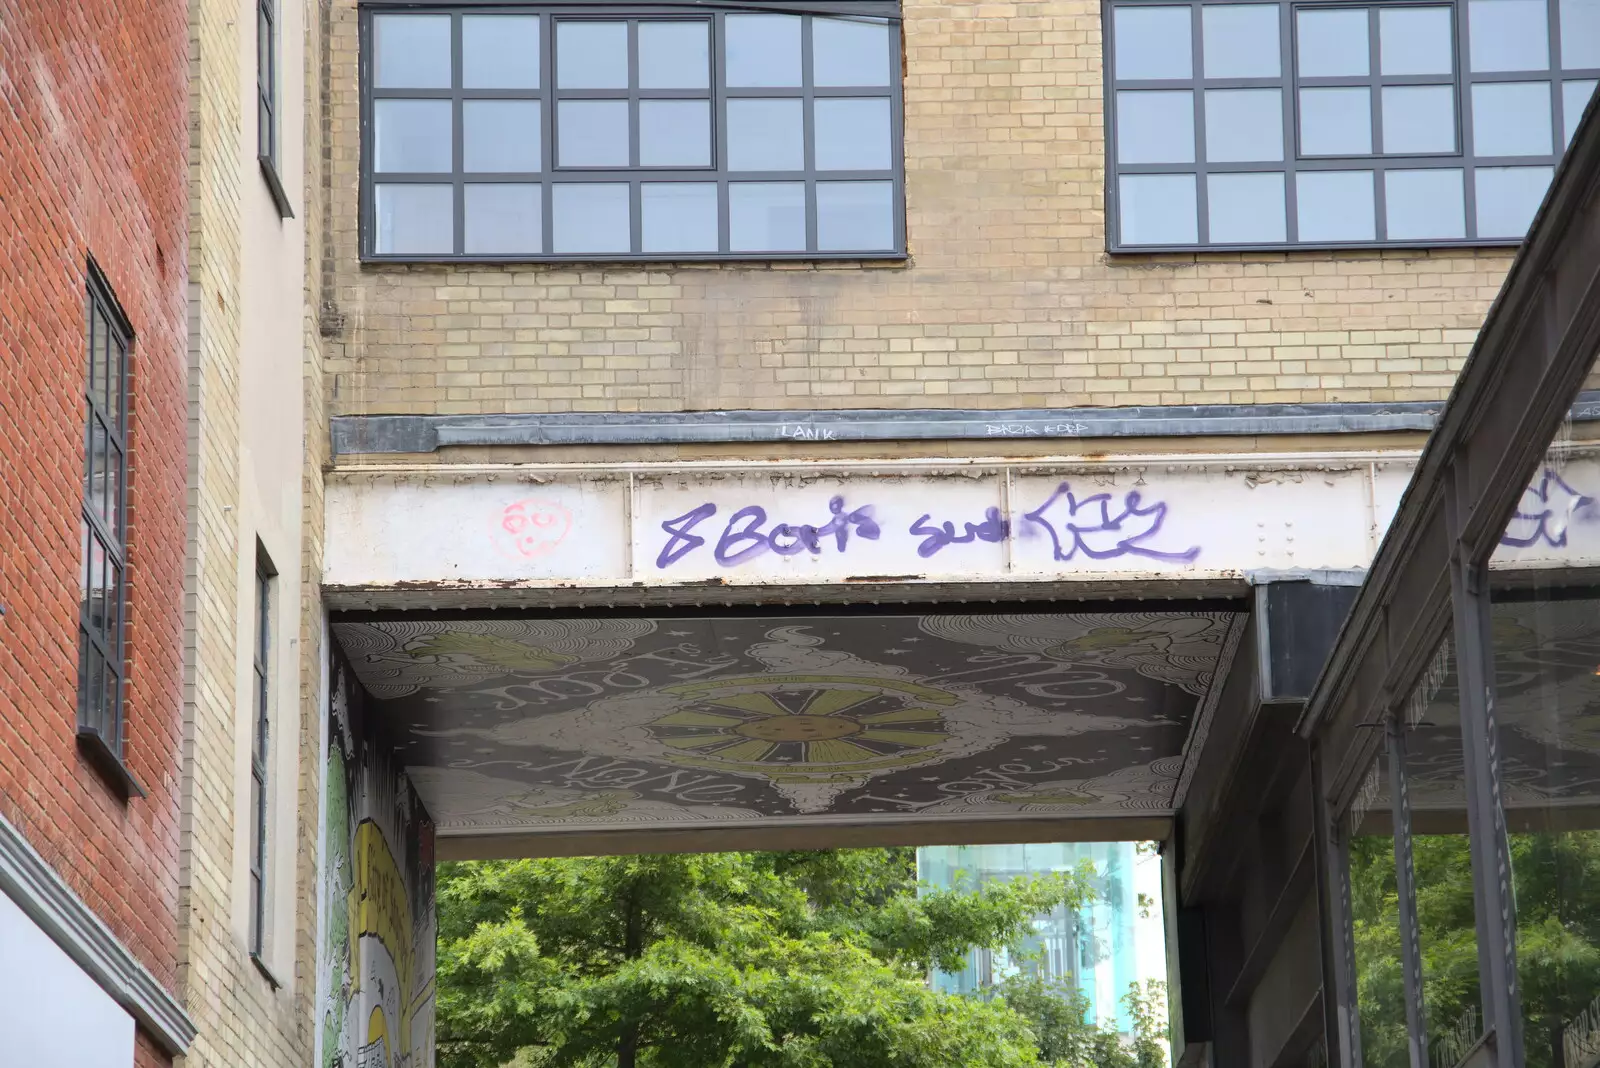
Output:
[1390,597,1600,816]
[320,652,437,1068]
[331,612,1242,836]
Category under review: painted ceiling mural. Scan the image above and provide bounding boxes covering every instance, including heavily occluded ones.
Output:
[331,612,1246,837]
[1402,597,1600,822]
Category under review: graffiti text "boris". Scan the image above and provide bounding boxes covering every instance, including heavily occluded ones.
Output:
[656,496,880,569]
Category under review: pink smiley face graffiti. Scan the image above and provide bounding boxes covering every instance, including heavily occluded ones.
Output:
[493,499,574,559]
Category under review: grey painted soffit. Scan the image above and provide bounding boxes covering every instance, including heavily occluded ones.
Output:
[0,811,197,1054]
[331,400,1446,455]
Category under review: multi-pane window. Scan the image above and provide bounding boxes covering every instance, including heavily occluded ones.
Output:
[248,552,275,961]
[79,271,132,789]
[258,0,292,216]
[362,5,905,260]
[259,0,276,165]
[1106,0,1600,250]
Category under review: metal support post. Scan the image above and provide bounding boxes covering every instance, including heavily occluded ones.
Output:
[1313,745,1359,1068]
[1388,720,1430,1068]
[1448,474,1526,1068]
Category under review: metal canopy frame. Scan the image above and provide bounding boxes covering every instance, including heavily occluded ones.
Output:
[1298,86,1600,1068]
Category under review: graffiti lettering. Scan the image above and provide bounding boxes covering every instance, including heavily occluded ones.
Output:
[492,498,573,559]
[1500,467,1595,549]
[985,422,1090,437]
[656,496,880,568]
[909,507,1009,558]
[717,496,880,565]
[652,482,1200,570]
[1022,481,1200,563]
[657,502,718,569]
[779,425,838,441]
[716,506,770,565]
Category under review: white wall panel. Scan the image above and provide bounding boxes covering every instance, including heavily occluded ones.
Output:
[0,889,135,1068]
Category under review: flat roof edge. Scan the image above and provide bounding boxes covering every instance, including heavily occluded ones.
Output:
[330,400,1446,455]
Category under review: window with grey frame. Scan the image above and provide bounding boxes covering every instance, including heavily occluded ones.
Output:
[363,3,905,261]
[79,268,137,796]
[1104,0,1600,251]
[249,549,275,967]
[258,0,293,216]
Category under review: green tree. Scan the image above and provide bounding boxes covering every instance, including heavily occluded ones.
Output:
[436,849,1156,1068]
[1347,827,1600,1068]
[998,976,1168,1068]
[1507,830,1600,1068]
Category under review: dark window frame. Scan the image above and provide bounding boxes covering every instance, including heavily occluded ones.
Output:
[78,265,142,799]
[358,0,907,263]
[248,546,278,978]
[259,0,295,218]
[1103,0,1600,253]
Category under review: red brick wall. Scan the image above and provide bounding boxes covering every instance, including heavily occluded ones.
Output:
[0,0,188,1057]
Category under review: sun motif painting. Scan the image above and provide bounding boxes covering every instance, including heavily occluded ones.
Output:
[643,676,954,780]
[332,611,1245,832]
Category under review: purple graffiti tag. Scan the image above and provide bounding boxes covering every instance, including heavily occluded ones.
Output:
[712,496,880,566]
[769,522,824,556]
[1022,481,1200,562]
[823,495,881,548]
[1500,468,1596,549]
[656,502,718,569]
[909,507,1010,558]
[715,506,771,566]
[651,495,876,568]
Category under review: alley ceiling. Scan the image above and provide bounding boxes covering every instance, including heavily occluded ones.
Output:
[331,610,1247,844]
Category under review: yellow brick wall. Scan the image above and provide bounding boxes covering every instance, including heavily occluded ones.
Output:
[322,0,1515,416]
[177,0,317,1063]
[299,0,334,1054]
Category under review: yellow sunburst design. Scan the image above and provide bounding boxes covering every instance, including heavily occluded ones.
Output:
[644,674,956,782]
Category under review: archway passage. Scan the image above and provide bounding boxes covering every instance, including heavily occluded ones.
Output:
[329,602,1245,859]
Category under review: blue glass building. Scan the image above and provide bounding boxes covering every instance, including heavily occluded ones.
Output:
[917,842,1166,1035]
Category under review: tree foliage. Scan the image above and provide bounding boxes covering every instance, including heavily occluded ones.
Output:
[436,849,1166,1068]
[1348,828,1600,1068]
[997,976,1168,1068]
